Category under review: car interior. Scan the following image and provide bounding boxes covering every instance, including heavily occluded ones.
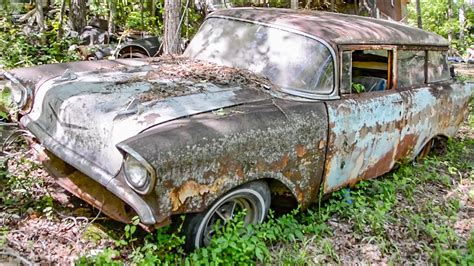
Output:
[351,50,389,92]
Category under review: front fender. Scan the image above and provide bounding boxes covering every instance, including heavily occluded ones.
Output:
[118,99,329,222]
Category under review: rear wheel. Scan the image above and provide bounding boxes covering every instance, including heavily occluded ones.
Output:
[182,181,271,250]
[416,138,435,162]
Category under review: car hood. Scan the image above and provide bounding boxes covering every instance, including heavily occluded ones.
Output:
[6,59,148,92]
[20,59,273,178]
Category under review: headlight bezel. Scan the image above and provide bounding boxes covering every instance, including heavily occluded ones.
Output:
[121,146,157,195]
[3,73,31,111]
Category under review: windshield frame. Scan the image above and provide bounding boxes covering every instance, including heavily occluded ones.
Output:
[185,15,340,100]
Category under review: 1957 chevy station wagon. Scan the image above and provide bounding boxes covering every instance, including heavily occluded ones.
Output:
[3,8,472,249]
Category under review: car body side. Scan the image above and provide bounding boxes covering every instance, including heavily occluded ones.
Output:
[4,8,472,228]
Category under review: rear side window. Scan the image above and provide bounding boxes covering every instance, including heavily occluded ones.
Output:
[340,49,391,94]
[397,50,425,87]
[427,51,450,82]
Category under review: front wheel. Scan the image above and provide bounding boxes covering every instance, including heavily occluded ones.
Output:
[182,181,271,250]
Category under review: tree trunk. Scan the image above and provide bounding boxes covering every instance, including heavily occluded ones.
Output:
[108,0,116,35]
[150,0,156,17]
[415,0,422,29]
[371,0,377,18]
[140,0,145,31]
[36,0,45,32]
[57,0,67,39]
[163,0,181,54]
[447,0,452,43]
[69,0,87,32]
[290,0,298,9]
[458,2,465,45]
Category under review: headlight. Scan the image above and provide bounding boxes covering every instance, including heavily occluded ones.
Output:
[123,153,156,195]
[124,156,149,188]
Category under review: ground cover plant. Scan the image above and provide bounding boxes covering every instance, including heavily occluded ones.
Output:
[0,97,472,264]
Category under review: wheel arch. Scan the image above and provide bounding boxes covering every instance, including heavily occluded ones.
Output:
[117,44,151,58]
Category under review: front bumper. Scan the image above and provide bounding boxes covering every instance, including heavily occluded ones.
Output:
[22,115,159,225]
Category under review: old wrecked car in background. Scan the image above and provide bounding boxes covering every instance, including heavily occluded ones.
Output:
[2,8,472,249]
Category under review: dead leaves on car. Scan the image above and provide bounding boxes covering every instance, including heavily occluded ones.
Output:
[135,56,275,102]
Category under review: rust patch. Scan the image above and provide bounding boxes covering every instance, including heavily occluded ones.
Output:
[43,152,135,224]
[169,181,217,212]
[273,153,290,171]
[394,133,417,161]
[318,140,325,149]
[360,147,395,180]
[295,144,307,158]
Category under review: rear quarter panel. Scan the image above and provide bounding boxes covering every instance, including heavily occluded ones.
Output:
[396,82,472,160]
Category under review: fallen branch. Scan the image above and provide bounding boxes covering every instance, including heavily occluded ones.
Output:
[0,248,34,266]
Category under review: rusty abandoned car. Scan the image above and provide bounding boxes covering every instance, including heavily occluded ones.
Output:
[2,8,472,249]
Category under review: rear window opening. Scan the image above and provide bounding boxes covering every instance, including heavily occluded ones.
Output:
[341,49,392,94]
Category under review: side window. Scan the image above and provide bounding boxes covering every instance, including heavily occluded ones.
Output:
[341,49,390,94]
[397,50,425,87]
[427,51,450,82]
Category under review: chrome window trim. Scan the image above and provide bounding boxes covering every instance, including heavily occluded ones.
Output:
[119,144,157,195]
[199,15,340,100]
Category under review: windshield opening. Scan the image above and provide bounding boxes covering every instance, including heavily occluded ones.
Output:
[184,18,334,94]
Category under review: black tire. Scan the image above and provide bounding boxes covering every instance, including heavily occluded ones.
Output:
[182,180,271,251]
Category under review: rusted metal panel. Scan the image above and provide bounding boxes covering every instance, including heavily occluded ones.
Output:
[210,8,449,48]
[119,99,329,221]
[323,91,405,193]
[43,151,170,229]
[43,151,135,224]
[323,82,471,194]
[395,82,472,160]
[20,59,272,179]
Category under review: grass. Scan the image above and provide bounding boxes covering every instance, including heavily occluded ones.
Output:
[76,106,474,265]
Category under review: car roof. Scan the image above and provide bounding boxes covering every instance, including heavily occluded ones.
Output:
[209,8,449,48]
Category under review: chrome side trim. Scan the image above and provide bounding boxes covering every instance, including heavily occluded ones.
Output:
[21,115,157,224]
[118,144,157,195]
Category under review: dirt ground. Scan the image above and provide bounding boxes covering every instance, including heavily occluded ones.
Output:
[454,63,474,80]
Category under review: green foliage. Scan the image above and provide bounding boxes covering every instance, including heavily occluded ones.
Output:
[76,248,123,266]
[407,0,474,54]
[0,87,12,120]
[352,82,366,93]
[0,11,80,69]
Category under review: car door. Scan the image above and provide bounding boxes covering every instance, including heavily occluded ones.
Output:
[322,47,405,193]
